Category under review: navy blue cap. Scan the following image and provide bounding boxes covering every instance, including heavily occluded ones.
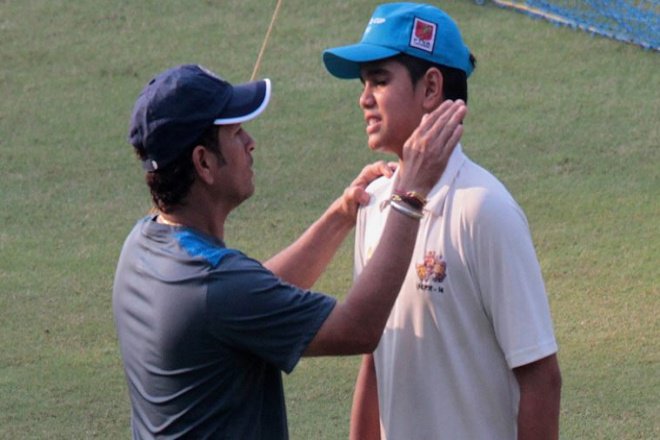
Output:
[129,64,271,171]
[323,3,473,79]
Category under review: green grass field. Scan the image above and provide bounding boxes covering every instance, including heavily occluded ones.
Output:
[1,0,658,438]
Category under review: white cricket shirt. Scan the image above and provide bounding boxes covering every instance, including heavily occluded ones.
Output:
[354,145,558,439]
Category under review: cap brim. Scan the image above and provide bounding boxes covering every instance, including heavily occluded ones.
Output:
[323,44,400,79]
[214,78,271,125]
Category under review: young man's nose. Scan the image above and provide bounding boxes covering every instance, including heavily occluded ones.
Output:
[359,85,375,109]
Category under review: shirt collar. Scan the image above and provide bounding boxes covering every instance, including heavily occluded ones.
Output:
[423,143,466,216]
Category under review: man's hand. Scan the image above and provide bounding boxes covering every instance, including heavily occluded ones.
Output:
[397,100,467,196]
[336,160,397,222]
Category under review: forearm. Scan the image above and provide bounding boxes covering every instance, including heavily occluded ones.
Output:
[515,355,562,440]
[264,197,354,289]
[305,207,420,356]
[350,354,381,440]
[518,390,561,439]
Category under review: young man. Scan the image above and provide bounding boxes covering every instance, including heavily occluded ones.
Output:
[323,3,562,439]
[113,63,466,438]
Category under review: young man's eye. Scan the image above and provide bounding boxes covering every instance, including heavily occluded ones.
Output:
[371,75,388,86]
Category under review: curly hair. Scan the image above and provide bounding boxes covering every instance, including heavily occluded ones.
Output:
[392,53,476,103]
[135,125,221,213]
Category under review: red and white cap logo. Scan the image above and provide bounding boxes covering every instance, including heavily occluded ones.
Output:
[410,17,436,53]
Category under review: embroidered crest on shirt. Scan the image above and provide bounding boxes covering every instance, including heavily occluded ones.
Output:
[409,18,436,53]
[416,250,446,293]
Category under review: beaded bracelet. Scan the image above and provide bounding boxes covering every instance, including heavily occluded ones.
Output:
[390,200,424,220]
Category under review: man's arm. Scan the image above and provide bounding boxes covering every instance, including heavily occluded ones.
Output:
[350,354,381,440]
[264,161,395,289]
[304,100,468,356]
[514,354,562,440]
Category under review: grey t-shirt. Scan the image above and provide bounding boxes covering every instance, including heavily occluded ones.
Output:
[113,216,336,439]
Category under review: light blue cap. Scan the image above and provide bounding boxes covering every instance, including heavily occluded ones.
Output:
[323,2,473,79]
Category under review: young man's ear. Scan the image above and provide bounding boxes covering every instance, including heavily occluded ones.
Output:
[421,67,444,111]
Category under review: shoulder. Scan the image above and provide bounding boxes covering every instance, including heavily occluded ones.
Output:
[455,160,520,214]
[205,252,336,330]
[366,174,394,197]
[175,231,238,267]
[360,175,395,215]
[449,159,530,237]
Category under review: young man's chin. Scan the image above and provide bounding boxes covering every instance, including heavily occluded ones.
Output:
[368,140,399,156]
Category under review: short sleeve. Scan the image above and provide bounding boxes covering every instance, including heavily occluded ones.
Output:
[470,194,558,368]
[205,253,336,373]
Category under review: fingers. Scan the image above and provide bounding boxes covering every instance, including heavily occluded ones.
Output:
[424,99,466,127]
[418,99,456,131]
[335,185,369,223]
[339,160,391,220]
[411,100,466,155]
[386,161,398,176]
[349,187,370,206]
[431,101,467,160]
[340,159,399,220]
[443,122,464,157]
[352,160,396,187]
[398,100,468,194]
[372,160,396,179]
[419,100,466,147]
